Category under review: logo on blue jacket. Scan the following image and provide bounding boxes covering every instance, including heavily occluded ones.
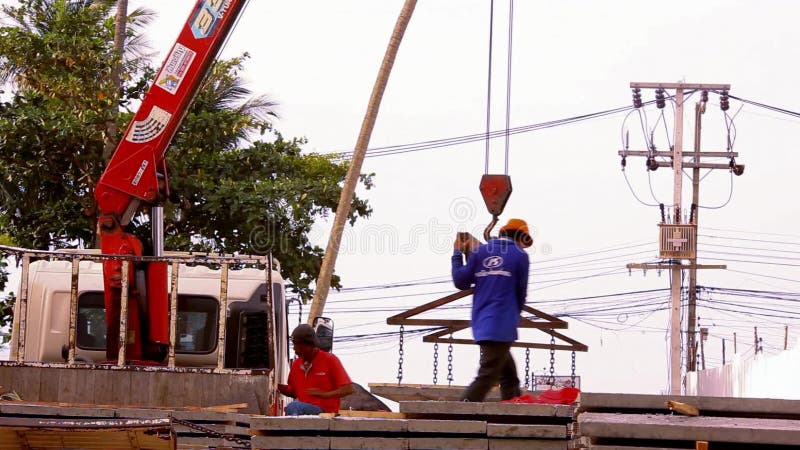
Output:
[483,256,504,269]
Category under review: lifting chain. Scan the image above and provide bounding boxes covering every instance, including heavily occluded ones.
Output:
[524,348,531,390]
[172,417,251,448]
[432,342,439,385]
[570,350,577,388]
[447,329,454,386]
[548,332,556,386]
[397,325,404,385]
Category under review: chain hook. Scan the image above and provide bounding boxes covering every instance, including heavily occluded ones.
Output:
[548,332,556,387]
[396,325,405,385]
[570,351,577,388]
[447,329,454,386]
[432,342,439,385]
[524,348,531,390]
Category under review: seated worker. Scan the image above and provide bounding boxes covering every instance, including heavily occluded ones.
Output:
[278,324,354,415]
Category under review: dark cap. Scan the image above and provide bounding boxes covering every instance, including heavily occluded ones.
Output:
[291,324,320,347]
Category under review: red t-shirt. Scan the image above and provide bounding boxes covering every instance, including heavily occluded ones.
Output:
[286,350,352,413]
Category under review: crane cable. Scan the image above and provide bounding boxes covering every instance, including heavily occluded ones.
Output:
[484,0,515,176]
[484,0,495,174]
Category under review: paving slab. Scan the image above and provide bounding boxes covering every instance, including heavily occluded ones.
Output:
[330,436,409,449]
[251,435,330,449]
[579,412,800,446]
[250,415,330,431]
[409,437,488,449]
[407,418,486,434]
[330,416,408,433]
[487,423,567,438]
[488,438,567,450]
[578,392,800,417]
[400,401,572,418]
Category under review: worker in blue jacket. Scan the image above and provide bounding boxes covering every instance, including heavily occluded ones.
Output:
[452,218,532,402]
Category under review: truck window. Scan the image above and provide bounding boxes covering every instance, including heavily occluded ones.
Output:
[77,292,218,354]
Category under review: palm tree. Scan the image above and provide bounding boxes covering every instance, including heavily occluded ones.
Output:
[309,0,418,320]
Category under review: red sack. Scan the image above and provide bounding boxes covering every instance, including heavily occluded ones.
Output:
[501,387,580,405]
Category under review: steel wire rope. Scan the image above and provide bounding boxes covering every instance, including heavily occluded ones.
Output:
[484,0,495,174]
[503,0,514,174]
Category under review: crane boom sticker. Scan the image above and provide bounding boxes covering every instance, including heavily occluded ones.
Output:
[191,0,232,39]
[126,106,172,143]
[155,43,197,95]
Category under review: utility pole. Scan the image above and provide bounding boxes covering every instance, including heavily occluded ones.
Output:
[622,81,743,395]
[308,0,417,324]
[687,101,702,372]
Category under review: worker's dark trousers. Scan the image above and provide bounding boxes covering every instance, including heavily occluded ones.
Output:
[461,341,521,402]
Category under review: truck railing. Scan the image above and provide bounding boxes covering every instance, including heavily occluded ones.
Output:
[0,244,277,374]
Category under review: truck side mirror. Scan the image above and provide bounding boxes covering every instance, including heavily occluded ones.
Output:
[312,317,334,352]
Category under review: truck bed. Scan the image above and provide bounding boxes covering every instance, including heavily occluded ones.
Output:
[0,361,272,415]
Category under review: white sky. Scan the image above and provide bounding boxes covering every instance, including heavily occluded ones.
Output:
[4,1,800,398]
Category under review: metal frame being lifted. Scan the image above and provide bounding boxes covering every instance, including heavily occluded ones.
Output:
[386,289,588,352]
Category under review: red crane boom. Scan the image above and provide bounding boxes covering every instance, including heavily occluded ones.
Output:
[93,0,249,362]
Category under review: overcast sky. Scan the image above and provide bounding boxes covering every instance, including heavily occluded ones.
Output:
[5,1,800,397]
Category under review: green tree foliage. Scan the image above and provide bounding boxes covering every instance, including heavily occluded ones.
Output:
[0,0,373,338]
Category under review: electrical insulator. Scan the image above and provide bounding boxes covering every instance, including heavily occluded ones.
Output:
[621,156,627,169]
[655,88,666,109]
[646,157,659,171]
[720,90,730,111]
[632,88,642,108]
[701,90,708,103]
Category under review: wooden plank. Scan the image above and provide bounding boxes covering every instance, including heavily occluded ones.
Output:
[409,437,487,449]
[4,427,173,449]
[0,430,23,449]
[330,436,409,449]
[665,400,699,416]
[578,412,800,445]
[489,439,567,450]
[487,423,567,438]
[578,392,800,417]
[251,435,330,449]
